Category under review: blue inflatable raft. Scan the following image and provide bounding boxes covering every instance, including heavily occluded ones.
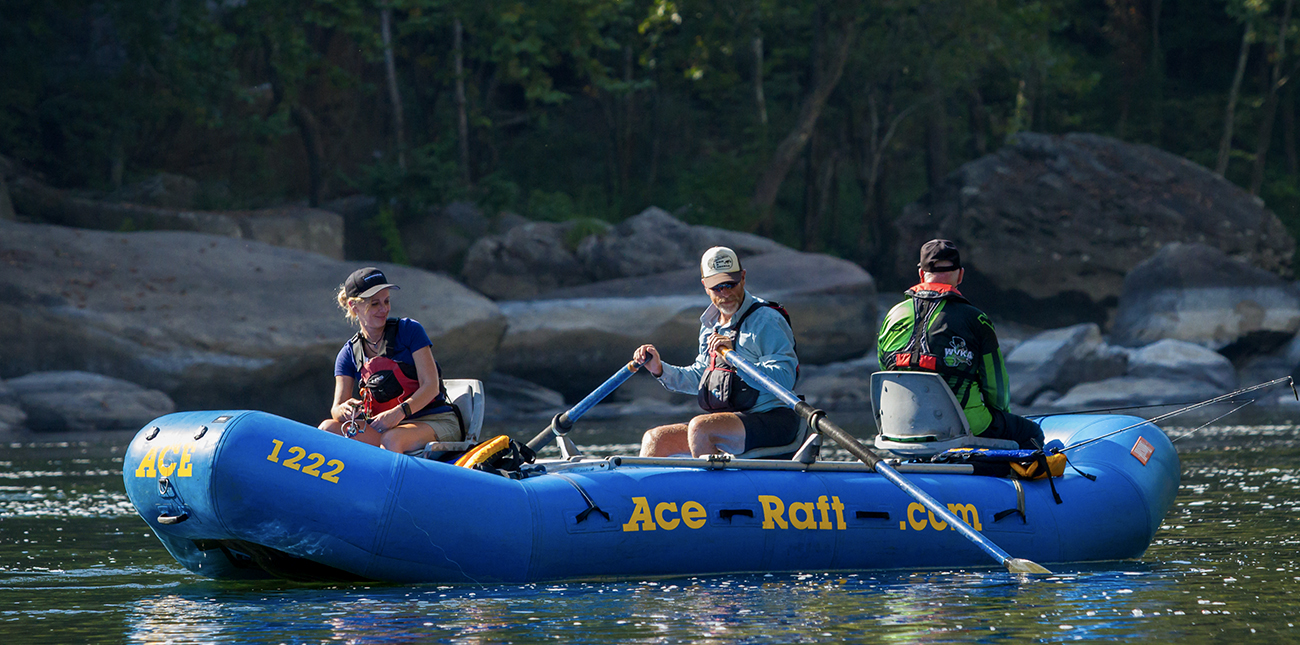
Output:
[122,407,1179,582]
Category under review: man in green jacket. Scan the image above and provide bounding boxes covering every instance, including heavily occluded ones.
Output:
[877,239,1044,449]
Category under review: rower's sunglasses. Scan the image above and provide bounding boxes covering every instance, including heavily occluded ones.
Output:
[708,281,739,293]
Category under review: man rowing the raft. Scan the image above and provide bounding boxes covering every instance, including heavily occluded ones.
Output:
[878,239,1044,449]
[633,247,800,457]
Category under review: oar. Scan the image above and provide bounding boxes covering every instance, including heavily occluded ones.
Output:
[525,359,643,457]
[719,348,1051,575]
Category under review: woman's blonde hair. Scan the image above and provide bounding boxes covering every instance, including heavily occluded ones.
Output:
[335,285,366,325]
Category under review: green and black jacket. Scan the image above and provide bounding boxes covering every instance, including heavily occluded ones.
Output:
[876,282,1011,435]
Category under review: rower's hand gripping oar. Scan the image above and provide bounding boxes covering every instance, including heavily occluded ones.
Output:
[718,347,1051,575]
[525,360,643,458]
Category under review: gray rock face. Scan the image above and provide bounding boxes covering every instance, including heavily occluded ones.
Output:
[402,201,491,275]
[575,207,786,281]
[109,173,201,210]
[1111,243,1300,355]
[10,174,345,259]
[0,220,505,423]
[8,371,174,432]
[1048,376,1225,410]
[461,220,600,300]
[894,133,1294,327]
[1126,339,1237,391]
[462,207,787,300]
[796,354,879,410]
[1005,324,1129,405]
[0,379,27,432]
[494,251,877,401]
[482,372,567,419]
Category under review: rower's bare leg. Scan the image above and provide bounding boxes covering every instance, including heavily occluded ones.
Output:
[686,413,746,457]
[640,423,690,457]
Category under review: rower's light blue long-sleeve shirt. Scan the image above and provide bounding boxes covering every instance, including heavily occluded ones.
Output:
[657,291,798,413]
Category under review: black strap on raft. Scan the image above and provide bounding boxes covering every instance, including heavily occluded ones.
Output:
[1033,451,1064,505]
[1059,450,1097,482]
[555,474,610,523]
[995,479,1028,524]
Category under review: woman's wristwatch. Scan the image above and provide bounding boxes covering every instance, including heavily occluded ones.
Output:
[401,401,412,418]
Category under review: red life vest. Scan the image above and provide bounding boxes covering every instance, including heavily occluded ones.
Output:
[350,319,448,416]
[697,299,796,412]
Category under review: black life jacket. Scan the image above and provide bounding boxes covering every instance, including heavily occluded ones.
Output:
[697,299,796,413]
[886,283,981,409]
[350,318,449,416]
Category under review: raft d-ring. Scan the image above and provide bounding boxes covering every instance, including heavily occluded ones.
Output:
[145,426,161,440]
[194,425,208,440]
[158,477,172,496]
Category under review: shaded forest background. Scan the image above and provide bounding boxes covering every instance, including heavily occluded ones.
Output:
[4,0,1300,282]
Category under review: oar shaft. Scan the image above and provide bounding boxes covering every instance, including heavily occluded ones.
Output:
[719,347,1045,574]
[526,360,641,451]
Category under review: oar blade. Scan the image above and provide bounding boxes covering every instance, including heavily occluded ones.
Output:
[1005,558,1052,574]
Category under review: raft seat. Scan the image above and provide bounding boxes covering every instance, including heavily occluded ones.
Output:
[870,371,1018,457]
[415,379,485,459]
[734,417,811,460]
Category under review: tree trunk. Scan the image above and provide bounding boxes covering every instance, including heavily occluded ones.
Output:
[381,2,406,172]
[751,20,855,231]
[1285,74,1298,177]
[753,28,768,127]
[454,17,471,186]
[855,94,925,271]
[291,104,327,207]
[967,87,988,157]
[802,129,822,250]
[1250,0,1295,195]
[1217,23,1254,176]
[620,45,635,198]
[924,87,949,190]
[1151,0,1162,64]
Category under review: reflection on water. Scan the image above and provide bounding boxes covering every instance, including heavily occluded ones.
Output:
[0,420,1297,643]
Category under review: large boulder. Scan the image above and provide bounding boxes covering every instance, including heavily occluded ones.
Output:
[1004,324,1129,405]
[1110,243,1300,357]
[1126,339,1237,391]
[0,220,506,423]
[1048,376,1226,410]
[894,133,1294,327]
[575,207,787,280]
[494,251,877,401]
[462,207,788,300]
[461,220,601,300]
[108,173,202,210]
[8,371,174,432]
[0,379,27,433]
[9,173,345,259]
[796,354,879,411]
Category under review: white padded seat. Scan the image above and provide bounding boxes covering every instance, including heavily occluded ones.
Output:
[417,379,485,458]
[871,371,1018,457]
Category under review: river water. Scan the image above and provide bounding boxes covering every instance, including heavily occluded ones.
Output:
[2,415,1298,643]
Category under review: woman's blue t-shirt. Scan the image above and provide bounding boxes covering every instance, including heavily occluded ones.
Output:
[334,317,433,380]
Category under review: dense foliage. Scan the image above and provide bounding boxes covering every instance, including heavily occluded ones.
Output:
[4,0,1299,276]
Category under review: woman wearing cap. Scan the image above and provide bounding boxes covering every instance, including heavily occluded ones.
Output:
[318,267,462,453]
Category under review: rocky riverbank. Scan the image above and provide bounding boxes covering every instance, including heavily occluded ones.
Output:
[3,132,1299,433]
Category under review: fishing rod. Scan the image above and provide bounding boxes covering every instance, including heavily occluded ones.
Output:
[1061,376,1295,452]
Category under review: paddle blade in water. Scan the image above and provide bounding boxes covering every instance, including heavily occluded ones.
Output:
[1005,558,1052,574]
